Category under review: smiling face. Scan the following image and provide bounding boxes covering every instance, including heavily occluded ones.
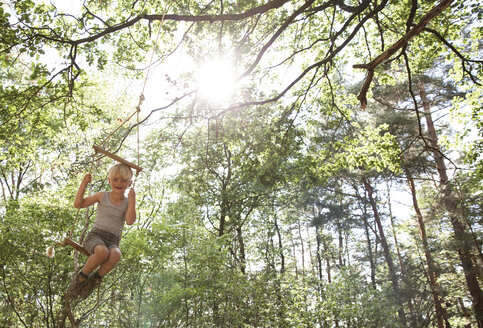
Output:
[108,164,133,195]
[109,175,131,194]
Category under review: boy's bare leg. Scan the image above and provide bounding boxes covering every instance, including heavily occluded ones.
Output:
[67,245,108,299]
[78,246,120,299]
[98,247,122,276]
[82,245,109,275]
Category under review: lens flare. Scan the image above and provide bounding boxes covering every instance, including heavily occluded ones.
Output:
[196,58,237,103]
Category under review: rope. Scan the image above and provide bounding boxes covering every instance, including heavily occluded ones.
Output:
[140,3,168,95]
[98,108,141,149]
[47,153,97,258]
[48,1,171,259]
[137,100,140,169]
[67,153,97,239]
[98,1,169,153]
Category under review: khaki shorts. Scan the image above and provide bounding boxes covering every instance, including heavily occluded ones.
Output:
[83,228,121,254]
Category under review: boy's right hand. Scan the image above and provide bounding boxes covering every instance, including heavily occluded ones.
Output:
[82,173,92,185]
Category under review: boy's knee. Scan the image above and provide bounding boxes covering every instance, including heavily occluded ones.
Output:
[93,245,110,261]
[110,248,122,263]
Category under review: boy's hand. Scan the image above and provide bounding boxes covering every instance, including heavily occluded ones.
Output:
[82,173,92,185]
[128,188,136,201]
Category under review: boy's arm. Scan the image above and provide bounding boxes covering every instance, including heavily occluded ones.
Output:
[125,188,136,225]
[74,174,101,208]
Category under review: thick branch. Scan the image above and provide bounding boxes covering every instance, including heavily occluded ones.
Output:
[353,0,454,109]
[35,0,291,47]
[149,0,290,22]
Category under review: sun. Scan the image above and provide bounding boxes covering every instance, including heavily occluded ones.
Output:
[195,58,237,104]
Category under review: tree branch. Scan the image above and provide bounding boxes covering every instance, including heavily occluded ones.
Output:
[353,0,454,109]
[424,27,482,86]
[214,0,388,115]
[334,0,371,13]
[238,0,317,80]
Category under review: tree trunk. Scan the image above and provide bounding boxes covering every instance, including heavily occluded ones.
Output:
[297,218,306,276]
[321,234,338,328]
[405,167,450,327]
[322,236,332,284]
[236,226,246,274]
[338,224,344,267]
[361,191,377,289]
[362,214,377,289]
[315,225,324,281]
[274,215,285,274]
[419,82,483,327]
[290,228,299,279]
[362,175,407,326]
[306,223,317,278]
[387,181,418,326]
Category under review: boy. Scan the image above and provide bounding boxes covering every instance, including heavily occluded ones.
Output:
[67,163,136,299]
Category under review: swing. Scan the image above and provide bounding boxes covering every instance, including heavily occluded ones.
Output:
[55,7,173,327]
[47,103,144,258]
[61,147,143,256]
[92,145,143,174]
[63,237,91,256]
[47,1,170,262]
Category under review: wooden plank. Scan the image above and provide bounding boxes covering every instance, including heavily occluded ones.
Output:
[92,145,143,173]
[63,238,91,256]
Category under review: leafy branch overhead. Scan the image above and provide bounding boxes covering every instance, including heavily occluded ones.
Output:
[2,0,480,119]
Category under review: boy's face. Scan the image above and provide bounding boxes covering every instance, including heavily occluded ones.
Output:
[109,175,132,194]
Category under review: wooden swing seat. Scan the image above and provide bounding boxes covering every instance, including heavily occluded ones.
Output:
[63,238,91,256]
[93,145,143,173]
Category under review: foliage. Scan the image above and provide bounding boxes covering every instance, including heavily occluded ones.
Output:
[0,0,481,327]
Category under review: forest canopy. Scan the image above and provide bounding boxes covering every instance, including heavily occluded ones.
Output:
[1,0,482,327]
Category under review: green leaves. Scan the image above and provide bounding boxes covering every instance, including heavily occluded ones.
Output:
[343,124,402,173]
[309,122,402,178]
[0,0,481,326]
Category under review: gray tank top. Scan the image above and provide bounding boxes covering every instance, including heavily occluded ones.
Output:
[92,192,128,237]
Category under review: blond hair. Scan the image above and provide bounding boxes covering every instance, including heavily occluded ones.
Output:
[109,163,133,182]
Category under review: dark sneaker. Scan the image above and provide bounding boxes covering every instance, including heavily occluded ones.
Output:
[66,270,88,299]
[79,273,102,299]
